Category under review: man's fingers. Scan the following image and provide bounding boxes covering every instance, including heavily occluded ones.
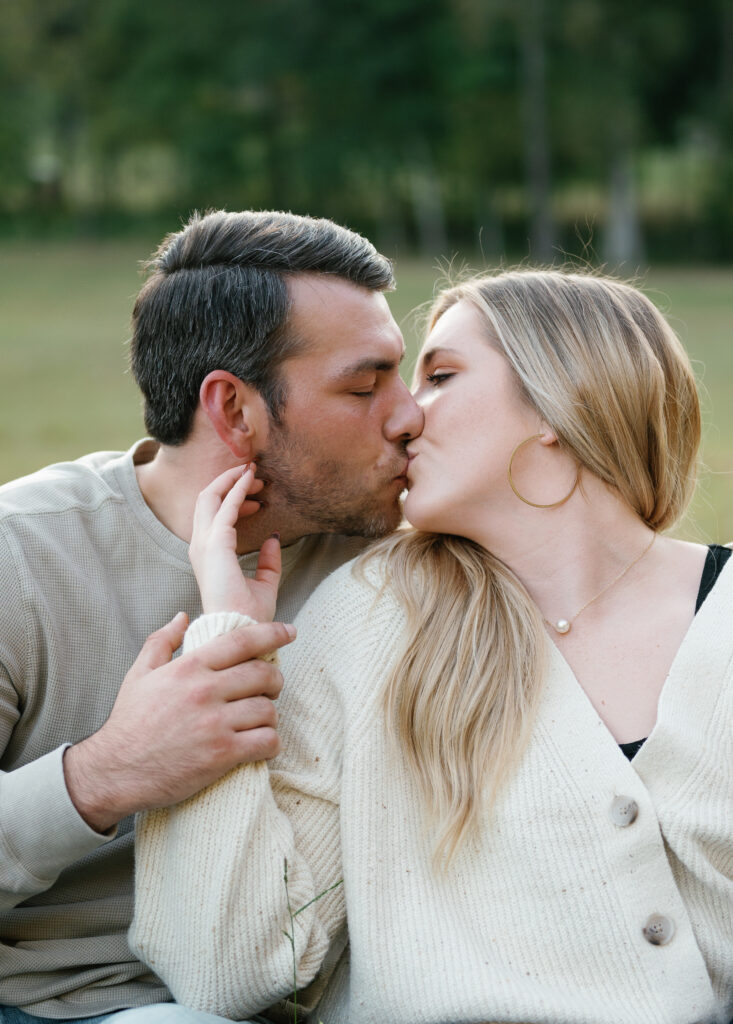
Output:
[227,693,279,732]
[130,612,189,674]
[215,658,284,702]
[231,725,281,762]
[191,620,296,672]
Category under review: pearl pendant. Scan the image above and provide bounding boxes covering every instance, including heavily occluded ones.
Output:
[555,619,571,634]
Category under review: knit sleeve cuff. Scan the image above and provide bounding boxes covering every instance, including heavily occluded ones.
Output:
[183,612,278,663]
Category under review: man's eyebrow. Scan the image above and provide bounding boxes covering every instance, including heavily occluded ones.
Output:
[334,352,406,379]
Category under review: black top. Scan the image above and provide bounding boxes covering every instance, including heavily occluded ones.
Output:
[618,544,731,760]
[696,543,732,612]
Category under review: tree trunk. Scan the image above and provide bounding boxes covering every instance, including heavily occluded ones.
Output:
[519,0,554,261]
[475,191,504,262]
[603,147,644,267]
[601,27,644,268]
[407,144,448,259]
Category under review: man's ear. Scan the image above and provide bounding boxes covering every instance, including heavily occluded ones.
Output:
[199,371,270,459]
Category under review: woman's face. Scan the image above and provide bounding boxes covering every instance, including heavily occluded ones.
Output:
[405,298,541,537]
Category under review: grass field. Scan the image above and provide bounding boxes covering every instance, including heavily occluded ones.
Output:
[0,241,731,539]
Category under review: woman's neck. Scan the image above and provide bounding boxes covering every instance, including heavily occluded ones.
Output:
[469,474,655,623]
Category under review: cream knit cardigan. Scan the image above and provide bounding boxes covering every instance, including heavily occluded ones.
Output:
[131,555,733,1024]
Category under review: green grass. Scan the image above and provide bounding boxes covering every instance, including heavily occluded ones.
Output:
[0,242,731,539]
[0,240,155,481]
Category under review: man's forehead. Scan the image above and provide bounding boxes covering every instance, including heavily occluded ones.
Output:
[286,273,403,360]
[288,272,387,317]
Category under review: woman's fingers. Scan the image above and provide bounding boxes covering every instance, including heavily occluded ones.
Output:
[217,467,257,527]
[194,463,264,532]
[255,534,282,592]
[193,465,244,525]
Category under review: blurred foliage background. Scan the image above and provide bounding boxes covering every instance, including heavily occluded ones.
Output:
[3,0,733,260]
[0,0,731,536]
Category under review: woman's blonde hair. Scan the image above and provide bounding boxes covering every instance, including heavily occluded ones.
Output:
[364,269,701,866]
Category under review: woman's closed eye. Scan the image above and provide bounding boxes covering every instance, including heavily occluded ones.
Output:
[426,371,454,387]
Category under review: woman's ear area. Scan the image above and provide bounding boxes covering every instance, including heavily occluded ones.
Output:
[536,426,559,447]
[199,370,271,459]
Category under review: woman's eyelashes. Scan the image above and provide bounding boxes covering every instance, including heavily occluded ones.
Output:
[426,371,454,387]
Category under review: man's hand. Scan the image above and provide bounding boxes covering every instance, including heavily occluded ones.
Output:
[63,611,295,833]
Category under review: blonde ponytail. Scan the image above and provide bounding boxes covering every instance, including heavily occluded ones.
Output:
[363,530,546,866]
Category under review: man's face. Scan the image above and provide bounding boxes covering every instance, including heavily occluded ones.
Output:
[255,275,424,538]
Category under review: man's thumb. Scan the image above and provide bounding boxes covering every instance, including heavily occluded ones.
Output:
[133,611,189,673]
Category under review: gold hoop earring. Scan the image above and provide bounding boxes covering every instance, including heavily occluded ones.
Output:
[507,433,579,509]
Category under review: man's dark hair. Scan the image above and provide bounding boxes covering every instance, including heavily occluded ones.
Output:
[130,209,395,445]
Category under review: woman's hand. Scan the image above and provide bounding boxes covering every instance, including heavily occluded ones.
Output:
[189,463,281,622]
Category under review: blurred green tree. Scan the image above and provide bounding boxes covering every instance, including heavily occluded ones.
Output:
[0,0,730,259]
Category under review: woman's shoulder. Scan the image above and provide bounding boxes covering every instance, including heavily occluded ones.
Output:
[293,547,403,637]
[279,548,408,721]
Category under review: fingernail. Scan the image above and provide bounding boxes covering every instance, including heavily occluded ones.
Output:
[284,624,296,639]
[271,531,280,541]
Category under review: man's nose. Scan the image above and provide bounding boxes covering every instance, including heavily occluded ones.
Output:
[385,378,425,441]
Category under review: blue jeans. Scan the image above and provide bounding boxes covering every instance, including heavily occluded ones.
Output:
[0,1010,116,1024]
[0,1008,261,1024]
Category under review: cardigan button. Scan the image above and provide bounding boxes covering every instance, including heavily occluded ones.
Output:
[609,795,639,827]
[643,914,675,946]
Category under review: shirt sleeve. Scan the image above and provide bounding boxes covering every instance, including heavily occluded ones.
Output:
[0,526,114,911]
[0,744,114,907]
[130,610,345,1019]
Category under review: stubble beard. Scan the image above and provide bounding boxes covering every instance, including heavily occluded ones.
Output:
[256,428,405,540]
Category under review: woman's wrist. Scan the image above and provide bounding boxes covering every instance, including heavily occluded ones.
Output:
[183,612,280,664]
[183,611,259,653]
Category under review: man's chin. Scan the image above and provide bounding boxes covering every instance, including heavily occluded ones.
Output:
[252,453,406,539]
[334,499,404,539]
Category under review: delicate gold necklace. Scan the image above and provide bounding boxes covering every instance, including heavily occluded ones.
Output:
[543,532,656,635]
